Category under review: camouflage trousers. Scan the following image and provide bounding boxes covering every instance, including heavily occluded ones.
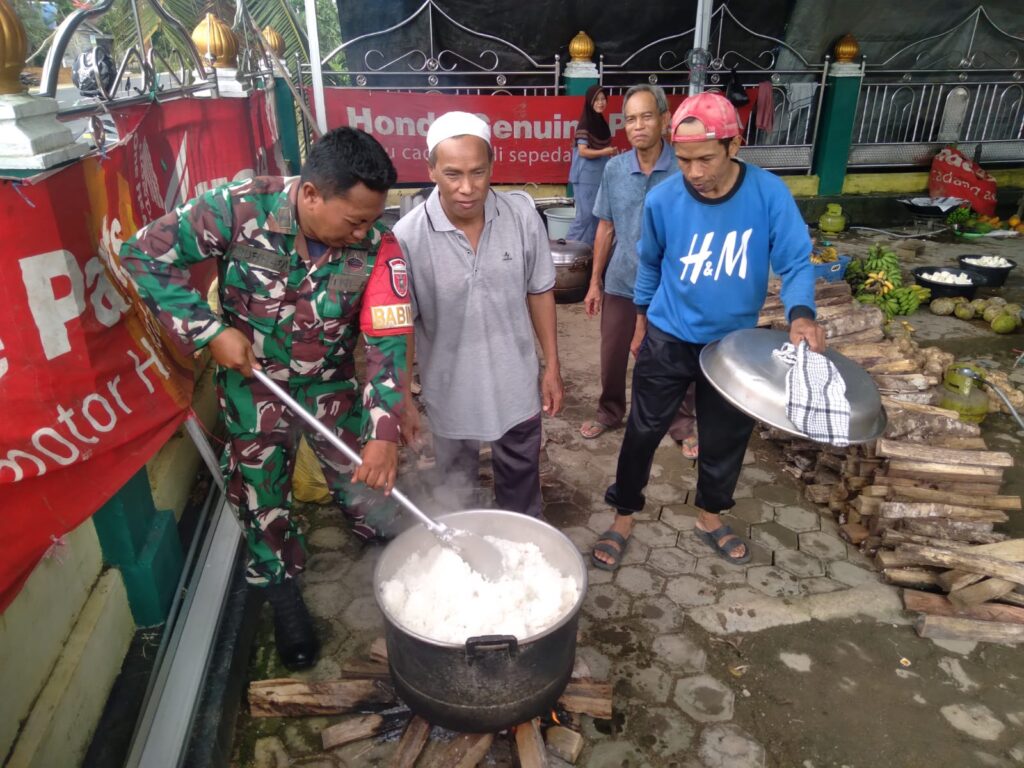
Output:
[218,368,398,587]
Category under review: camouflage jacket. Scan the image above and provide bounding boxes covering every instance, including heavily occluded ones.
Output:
[120,176,412,443]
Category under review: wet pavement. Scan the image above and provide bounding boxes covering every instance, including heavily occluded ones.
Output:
[231,230,1024,768]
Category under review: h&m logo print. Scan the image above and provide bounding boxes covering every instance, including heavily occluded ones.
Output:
[679,229,752,283]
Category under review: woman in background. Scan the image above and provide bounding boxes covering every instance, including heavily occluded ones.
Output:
[566,85,616,245]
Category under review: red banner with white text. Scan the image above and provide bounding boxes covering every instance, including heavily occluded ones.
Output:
[0,92,285,612]
[322,90,649,183]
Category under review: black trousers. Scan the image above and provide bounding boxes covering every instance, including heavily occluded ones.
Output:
[432,413,544,517]
[606,324,754,516]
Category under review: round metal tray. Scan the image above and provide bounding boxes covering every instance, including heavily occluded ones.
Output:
[699,329,887,444]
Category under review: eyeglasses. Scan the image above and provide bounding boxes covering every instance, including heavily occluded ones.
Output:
[624,113,658,127]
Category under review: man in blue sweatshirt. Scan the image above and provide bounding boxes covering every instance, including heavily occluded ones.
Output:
[591,92,825,570]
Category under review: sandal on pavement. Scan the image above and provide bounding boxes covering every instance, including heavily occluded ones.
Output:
[679,436,699,460]
[694,524,751,565]
[580,420,613,440]
[590,529,630,571]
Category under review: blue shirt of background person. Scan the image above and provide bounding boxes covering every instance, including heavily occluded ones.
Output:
[565,85,617,245]
[592,138,677,300]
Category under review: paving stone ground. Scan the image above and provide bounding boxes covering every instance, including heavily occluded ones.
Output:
[231,235,1024,768]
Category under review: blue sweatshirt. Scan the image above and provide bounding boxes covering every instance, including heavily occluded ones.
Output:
[635,162,816,344]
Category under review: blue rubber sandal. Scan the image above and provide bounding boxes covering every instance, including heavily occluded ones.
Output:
[591,530,630,572]
[694,524,751,565]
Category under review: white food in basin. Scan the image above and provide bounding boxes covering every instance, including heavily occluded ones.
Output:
[963,255,1013,269]
[921,270,973,285]
[380,536,580,643]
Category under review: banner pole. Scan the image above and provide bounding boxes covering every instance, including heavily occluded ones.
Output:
[304,0,329,136]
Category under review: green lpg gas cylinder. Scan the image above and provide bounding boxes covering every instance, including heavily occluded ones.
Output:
[818,203,847,234]
[938,364,989,424]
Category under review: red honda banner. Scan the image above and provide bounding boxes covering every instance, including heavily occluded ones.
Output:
[322,89,654,183]
[928,146,998,216]
[0,91,285,612]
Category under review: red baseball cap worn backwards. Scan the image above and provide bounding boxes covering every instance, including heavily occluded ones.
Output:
[670,92,742,142]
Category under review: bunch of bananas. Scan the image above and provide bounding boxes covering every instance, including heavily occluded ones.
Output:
[844,257,866,290]
[910,283,930,302]
[848,243,904,308]
[858,292,897,319]
[863,271,896,295]
[858,284,930,320]
[891,285,930,314]
[863,244,902,288]
[810,245,839,265]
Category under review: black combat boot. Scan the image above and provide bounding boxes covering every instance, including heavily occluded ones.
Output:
[265,580,319,670]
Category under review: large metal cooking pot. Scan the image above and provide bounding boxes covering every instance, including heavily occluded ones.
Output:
[380,206,400,230]
[399,188,431,218]
[374,510,587,733]
[699,328,887,444]
[550,238,592,304]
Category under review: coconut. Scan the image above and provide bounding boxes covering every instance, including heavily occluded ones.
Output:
[954,303,976,321]
[983,305,1005,323]
[991,313,1017,334]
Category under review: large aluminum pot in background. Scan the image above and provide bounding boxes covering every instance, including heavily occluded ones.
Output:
[534,197,593,305]
[373,510,588,733]
[380,207,400,230]
[399,188,431,218]
[550,238,593,304]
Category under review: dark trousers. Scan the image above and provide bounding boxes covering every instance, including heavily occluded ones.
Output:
[598,293,694,440]
[606,324,754,516]
[432,413,544,517]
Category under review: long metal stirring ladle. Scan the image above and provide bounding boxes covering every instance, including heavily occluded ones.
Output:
[252,369,504,580]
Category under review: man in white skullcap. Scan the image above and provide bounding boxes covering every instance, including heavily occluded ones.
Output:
[393,111,563,517]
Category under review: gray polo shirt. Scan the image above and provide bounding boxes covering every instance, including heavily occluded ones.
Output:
[592,140,679,300]
[393,188,556,441]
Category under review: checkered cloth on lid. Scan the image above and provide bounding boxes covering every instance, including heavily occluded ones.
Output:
[772,341,851,447]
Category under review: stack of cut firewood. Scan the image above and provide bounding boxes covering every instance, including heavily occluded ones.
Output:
[758,278,963,521]
[758,279,1024,643]
[766,415,1024,646]
[889,547,1024,644]
[850,437,1010,547]
[860,438,1023,644]
[759,279,883,346]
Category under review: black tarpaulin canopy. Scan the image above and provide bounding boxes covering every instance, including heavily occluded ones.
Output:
[332,0,791,73]
[332,0,1023,73]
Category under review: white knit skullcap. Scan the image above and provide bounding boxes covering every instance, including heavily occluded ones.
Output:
[426,111,491,153]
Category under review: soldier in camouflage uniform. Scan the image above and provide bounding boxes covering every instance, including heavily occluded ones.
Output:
[120,128,410,669]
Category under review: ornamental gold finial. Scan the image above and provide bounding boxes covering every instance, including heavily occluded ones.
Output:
[833,33,860,63]
[569,30,594,63]
[0,0,28,95]
[262,25,285,58]
[191,13,239,68]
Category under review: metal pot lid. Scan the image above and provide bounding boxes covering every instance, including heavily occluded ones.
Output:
[699,328,887,444]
